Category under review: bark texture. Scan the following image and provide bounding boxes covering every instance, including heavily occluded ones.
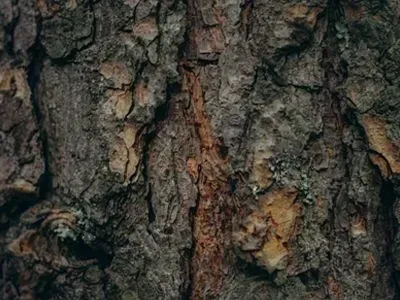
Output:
[1,0,400,299]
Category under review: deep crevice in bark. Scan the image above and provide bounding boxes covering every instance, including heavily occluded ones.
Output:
[0,192,37,229]
[142,129,156,225]
[339,79,400,299]
[236,257,273,281]
[185,198,198,300]
[322,0,351,292]
[27,14,51,201]
[141,81,179,225]
[3,10,18,56]
[380,180,400,298]
[323,2,400,298]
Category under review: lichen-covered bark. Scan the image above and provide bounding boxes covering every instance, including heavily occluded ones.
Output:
[1,0,400,299]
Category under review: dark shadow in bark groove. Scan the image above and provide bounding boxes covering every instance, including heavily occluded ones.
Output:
[184,193,199,300]
[235,257,274,282]
[30,273,56,299]
[0,192,37,230]
[380,182,397,241]
[64,238,113,268]
[380,180,400,298]
[322,2,400,298]
[27,16,52,202]
[3,13,18,56]
[327,0,344,24]
[141,82,180,225]
[298,268,321,289]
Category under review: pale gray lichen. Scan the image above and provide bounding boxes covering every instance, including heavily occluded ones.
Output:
[73,208,97,243]
[299,173,316,205]
[335,21,350,50]
[54,224,77,241]
[270,155,303,185]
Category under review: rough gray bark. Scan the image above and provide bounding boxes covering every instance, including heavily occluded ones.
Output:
[1,0,400,299]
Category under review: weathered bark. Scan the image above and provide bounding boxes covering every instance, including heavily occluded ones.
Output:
[1,0,400,299]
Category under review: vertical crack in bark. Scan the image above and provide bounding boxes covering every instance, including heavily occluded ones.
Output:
[323,1,400,298]
[185,182,200,300]
[380,180,400,296]
[141,80,179,225]
[239,0,254,40]
[27,13,51,200]
[142,128,156,224]
[321,1,348,296]
[343,108,399,296]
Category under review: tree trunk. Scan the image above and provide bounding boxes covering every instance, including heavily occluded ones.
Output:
[1,0,400,299]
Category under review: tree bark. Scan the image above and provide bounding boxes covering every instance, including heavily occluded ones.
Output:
[1,0,400,299]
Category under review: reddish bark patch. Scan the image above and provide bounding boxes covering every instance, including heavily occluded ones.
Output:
[327,276,342,300]
[183,70,231,299]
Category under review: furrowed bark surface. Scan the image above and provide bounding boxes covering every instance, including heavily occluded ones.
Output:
[1,0,400,299]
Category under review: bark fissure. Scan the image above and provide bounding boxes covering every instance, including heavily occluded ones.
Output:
[380,180,399,293]
[322,1,400,298]
[27,27,50,201]
[142,130,156,224]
